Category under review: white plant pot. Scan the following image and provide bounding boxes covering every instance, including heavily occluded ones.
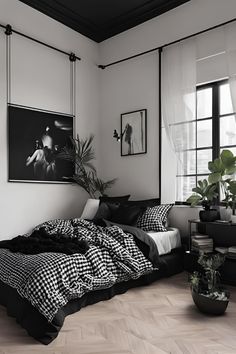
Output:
[231,214,236,224]
[220,208,232,221]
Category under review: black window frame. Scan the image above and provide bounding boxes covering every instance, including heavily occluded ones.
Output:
[176,78,236,204]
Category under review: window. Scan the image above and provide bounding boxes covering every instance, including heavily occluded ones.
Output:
[176,80,236,202]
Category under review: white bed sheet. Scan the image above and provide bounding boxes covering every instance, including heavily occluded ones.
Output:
[147,227,181,256]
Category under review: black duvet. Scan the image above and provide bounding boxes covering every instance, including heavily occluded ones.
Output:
[0,218,183,344]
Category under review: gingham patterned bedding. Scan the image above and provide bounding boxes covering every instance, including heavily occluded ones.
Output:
[0,218,155,322]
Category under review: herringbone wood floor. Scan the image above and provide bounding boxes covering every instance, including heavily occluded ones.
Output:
[0,272,236,354]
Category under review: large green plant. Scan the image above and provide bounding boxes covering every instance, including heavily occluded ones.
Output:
[208,150,236,184]
[208,149,236,214]
[58,135,116,198]
[186,150,236,210]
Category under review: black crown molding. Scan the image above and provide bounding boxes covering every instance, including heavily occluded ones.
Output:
[19,0,190,43]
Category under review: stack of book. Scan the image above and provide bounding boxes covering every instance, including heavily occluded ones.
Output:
[191,234,213,253]
[227,246,236,259]
[215,246,236,258]
[215,247,228,255]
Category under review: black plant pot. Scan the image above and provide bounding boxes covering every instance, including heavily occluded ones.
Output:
[192,290,229,315]
[199,209,218,222]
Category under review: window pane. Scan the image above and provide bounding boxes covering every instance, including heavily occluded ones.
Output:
[176,176,196,201]
[220,83,234,115]
[177,151,196,175]
[171,122,196,151]
[197,149,212,174]
[220,115,236,146]
[197,119,212,148]
[197,87,212,119]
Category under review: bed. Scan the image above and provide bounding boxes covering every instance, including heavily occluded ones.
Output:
[0,199,183,344]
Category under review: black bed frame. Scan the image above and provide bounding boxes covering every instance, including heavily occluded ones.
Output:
[0,248,183,344]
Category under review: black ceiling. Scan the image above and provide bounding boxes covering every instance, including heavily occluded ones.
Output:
[19,0,190,43]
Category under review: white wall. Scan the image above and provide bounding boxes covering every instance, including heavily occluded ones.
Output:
[2,0,236,239]
[0,0,100,239]
[99,0,236,201]
[100,54,159,199]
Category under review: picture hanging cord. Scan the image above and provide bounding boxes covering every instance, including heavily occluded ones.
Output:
[0,23,81,62]
[5,25,12,104]
[5,23,77,120]
[69,53,76,118]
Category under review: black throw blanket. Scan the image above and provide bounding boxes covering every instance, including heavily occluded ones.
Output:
[0,228,89,255]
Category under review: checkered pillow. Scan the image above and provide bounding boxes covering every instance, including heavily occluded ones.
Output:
[137,204,173,232]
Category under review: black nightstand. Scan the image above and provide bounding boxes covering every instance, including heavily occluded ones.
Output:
[184,219,236,285]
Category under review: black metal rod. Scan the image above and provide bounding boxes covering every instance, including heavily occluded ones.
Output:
[158,48,162,202]
[0,23,81,61]
[98,17,236,69]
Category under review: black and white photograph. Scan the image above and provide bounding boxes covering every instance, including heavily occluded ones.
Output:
[121,109,147,156]
[8,105,74,183]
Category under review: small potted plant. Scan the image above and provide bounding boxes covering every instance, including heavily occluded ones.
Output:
[190,253,230,315]
[186,179,218,222]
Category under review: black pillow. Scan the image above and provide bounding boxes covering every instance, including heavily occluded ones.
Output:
[124,198,160,208]
[110,204,146,226]
[93,202,119,223]
[99,195,130,205]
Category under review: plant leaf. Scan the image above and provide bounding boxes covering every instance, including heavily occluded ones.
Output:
[208,172,221,184]
[58,134,116,197]
[225,166,236,175]
[229,181,236,195]
[186,194,202,206]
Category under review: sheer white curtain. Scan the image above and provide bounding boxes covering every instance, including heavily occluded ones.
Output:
[225,22,236,112]
[162,39,197,201]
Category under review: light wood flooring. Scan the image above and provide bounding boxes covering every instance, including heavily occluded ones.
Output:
[0,272,236,354]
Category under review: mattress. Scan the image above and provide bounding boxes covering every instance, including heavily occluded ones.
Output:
[147,227,181,256]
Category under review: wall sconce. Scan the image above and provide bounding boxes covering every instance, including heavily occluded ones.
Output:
[113,129,121,141]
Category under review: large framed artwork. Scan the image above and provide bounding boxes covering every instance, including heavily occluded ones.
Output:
[8,105,74,183]
[120,109,147,156]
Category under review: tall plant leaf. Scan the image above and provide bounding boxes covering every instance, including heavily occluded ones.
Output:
[58,134,116,197]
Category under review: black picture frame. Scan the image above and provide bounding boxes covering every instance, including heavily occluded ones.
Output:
[8,104,74,183]
[120,109,147,156]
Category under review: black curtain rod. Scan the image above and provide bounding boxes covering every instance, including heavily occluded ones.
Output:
[0,23,81,61]
[98,17,236,69]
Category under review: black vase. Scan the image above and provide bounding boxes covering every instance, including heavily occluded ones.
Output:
[192,290,229,315]
[199,209,218,222]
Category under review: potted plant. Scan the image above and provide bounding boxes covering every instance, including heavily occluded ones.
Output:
[186,179,218,222]
[190,253,230,315]
[225,180,236,223]
[58,134,117,198]
[187,149,236,222]
[208,149,236,221]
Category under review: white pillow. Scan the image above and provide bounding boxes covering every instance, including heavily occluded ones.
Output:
[80,199,99,220]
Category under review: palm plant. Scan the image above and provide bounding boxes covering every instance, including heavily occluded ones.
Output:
[58,135,116,198]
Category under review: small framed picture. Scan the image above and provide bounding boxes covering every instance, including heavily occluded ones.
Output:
[121,109,147,156]
[8,104,74,183]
